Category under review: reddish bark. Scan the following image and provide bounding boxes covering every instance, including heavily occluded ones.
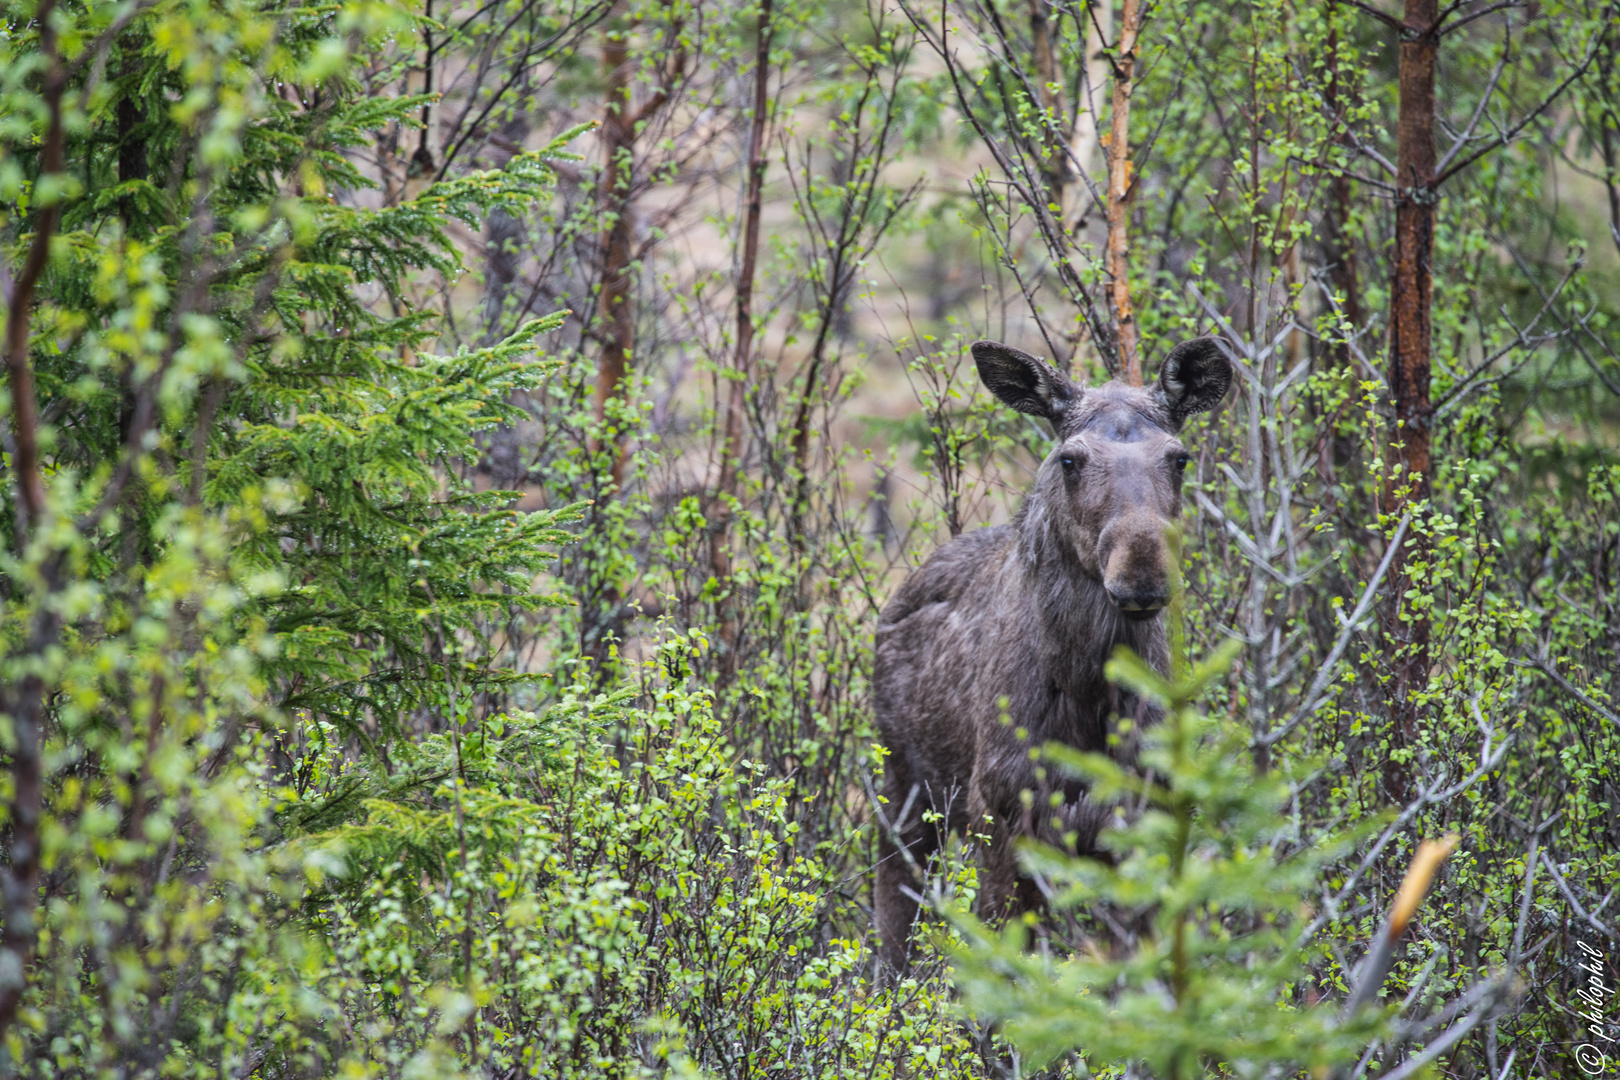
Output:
[1106,0,1142,385]
[591,17,635,495]
[590,2,686,495]
[708,0,774,672]
[1384,0,1439,801]
[581,4,685,673]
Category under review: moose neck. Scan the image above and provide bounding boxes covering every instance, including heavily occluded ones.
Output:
[1016,497,1166,692]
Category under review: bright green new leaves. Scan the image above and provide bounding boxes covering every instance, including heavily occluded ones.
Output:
[286,640,979,1079]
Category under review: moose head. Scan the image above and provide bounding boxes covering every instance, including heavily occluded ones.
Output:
[971,338,1233,619]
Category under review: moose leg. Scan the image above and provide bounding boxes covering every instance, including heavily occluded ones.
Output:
[978,787,1106,933]
[976,814,1027,926]
[874,783,938,977]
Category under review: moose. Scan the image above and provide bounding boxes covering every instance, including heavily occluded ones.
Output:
[871,337,1232,972]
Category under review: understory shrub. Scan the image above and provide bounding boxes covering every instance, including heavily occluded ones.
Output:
[291,634,978,1078]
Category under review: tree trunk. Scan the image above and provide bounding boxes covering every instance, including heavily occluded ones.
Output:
[412,0,436,176]
[579,2,686,674]
[1106,0,1142,385]
[578,8,636,675]
[116,73,148,230]
[1383,0,1439,802]
[1322,22,1362,477]
[1323,25,1363,374]
[1324,171,1361,356]
[708,0,774,676]
[1027,0,1063,198]
[0,0,65,1039]
[592,15,635,496]
[1323,163,1360,485]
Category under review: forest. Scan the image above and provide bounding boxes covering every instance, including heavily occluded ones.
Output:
[0,0,1617,1075]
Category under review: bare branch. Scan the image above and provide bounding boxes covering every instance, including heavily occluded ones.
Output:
[1373,976,1517,1080]
[896,0,1119,369]
[1510,829,1540,963]
[1516,652,1620,733]
[1435,0,1520,37]
[1345,835,1460,1016]
[1334,0,1408,33]
[1435,23,1510,174]
[1433,255,1582,415]
[1258,514,1411,747]
[1538,850,1617,941]
[1435,26,1605,185]
[1296,740,1508,954]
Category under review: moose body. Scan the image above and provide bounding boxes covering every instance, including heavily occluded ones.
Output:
[871,338,1231,972]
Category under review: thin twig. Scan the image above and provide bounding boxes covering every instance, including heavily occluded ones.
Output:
[1334,0,1407,33]
[1259,514,1411,747]
[1538,850,1617,941]
[1435,26,1604,185]
[1516,653,1620,733]
[1372,977,1516,1080]
[1345,835,1460,1016]
[1435,22,1510,174]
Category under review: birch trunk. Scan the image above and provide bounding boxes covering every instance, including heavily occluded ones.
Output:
[1106,0,1142,385]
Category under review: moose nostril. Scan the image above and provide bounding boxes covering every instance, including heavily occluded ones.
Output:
[1106,585,1169,613]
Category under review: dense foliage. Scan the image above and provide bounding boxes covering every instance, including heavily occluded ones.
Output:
[2,0,1617,1076]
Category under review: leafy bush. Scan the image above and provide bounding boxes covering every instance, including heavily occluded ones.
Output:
[285,633,977,1078]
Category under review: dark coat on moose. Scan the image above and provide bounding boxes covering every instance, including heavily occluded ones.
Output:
[871,337,1232,972]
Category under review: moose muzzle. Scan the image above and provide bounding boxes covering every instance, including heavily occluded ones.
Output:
[1099,515,1171,619]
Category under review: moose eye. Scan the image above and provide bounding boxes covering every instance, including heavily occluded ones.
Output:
[1060,455,1077,473]
[1174,453,1191,472]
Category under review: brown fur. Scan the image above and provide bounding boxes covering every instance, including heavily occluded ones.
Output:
[871,338,1231,973]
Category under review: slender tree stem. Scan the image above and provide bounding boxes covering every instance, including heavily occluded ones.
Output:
[592,3,634,495]
[708,0,774,672]
[1106,0,1142,384]
[0,0,67,1041]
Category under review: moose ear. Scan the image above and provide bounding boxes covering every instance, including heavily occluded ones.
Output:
[1154,338,1232,428]
[971,340,1076,424]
